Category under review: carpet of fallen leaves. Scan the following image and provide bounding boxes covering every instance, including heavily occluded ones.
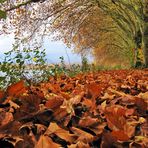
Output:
[0,69,148,148]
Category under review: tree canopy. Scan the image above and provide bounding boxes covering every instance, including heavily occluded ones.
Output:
[0,0,148,67]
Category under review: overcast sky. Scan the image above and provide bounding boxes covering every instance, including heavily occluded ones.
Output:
[0,34,84,64]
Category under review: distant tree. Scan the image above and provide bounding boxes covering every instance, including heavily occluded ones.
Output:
[71,8,133,66]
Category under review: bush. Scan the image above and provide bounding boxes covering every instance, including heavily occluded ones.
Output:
[0,45,50,89]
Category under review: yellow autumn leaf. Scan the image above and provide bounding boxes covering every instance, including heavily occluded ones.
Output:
[32,57,37,62]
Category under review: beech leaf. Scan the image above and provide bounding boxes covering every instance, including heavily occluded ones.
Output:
[35,135,61,148]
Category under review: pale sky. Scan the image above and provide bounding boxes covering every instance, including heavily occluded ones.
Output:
[0,34,85,64]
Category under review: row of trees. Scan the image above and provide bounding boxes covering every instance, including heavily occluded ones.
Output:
[0,0,148,67]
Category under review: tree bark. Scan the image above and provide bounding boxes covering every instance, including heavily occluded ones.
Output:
[143,0,148,67]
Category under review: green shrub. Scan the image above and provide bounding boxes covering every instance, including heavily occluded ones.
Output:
[0,45,50,89]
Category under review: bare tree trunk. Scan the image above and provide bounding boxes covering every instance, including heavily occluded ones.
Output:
[143,0,148,67]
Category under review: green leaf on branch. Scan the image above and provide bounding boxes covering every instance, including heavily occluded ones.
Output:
[0,10,6,19]
[0,77,5,81]
[16,59,21,63]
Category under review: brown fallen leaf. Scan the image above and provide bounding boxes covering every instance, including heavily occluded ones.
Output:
[123,122,136,138]
[111,130,130,141]
[29,85,45,99]
[41,82,61,95]
[82,98,94,108]
[35,135,61,148]
[0,133,7,139]
[129,136,148,148]
[125,108,135,117]
[35,124,47,135]
[101,92,115,100]
[108,88,133,98]
[18,109,53,126]
[101,132,117,148]
[98,100,107,112]
[68,141,90,148]
[61,83,74,92]
[45,95,64,110]
[45,122,77,143]
[71,127,95,143]
[0,121,22,136]
[53,108,68,121]
[104,105,126,130]
[61,91,84,114]
[60,99,75,115]
[0,111,13,126]
[138,92,148,102]
[9,100,20,110]
[89,122,106,135]
[60,92,70,100]
[86,82,102,99]
[78,116,99,127]
[141,122,148,137]
[135,136,148,145]
[69,91,84,105]
[133,97,147,115]
[0,90,5,103]
[7,80,27,97]
[13,94,43,120]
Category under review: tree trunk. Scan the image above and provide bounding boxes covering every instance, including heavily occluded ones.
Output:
[143,0,148,67]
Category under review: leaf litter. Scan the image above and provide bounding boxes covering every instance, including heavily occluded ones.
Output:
[0,69,147,147]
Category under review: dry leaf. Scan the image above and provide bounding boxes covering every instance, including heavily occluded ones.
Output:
[68,141,90,148]
[101,92,115,100]
[45,122,76,143]
[111,130,130,141]
[82,98,94,108]
[86,83,102,99]
[53,108,68,121]
[61,92,84,114]
[105,105,126,130]
[71,127,94,143]
[0,111,13,126]
[0,90,5,103]
[7,80,27,97]
[35,135,61,148]
[45,95,64,110]
[101,132,117,148]
[79,116,99,127]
